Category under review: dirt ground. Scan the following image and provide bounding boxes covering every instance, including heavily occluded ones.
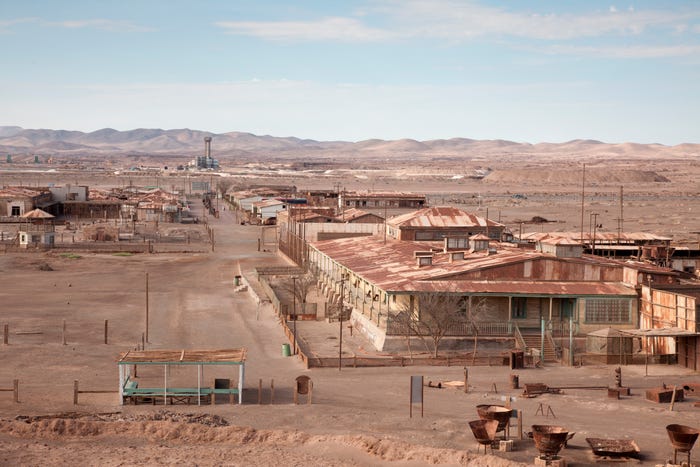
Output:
[2,159,700,466]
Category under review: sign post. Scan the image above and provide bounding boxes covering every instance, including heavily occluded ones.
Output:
[409,375,424,418]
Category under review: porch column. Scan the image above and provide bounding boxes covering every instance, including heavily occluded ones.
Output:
[238,363,245,404]
[508,296,512,320]
[549,297,553,321]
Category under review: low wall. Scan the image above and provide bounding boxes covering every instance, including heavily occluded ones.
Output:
[350,309,386,351]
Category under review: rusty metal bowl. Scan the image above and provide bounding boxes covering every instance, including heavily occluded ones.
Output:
[469,419,499,445]
[667,424,700,452]
[532,425,569,458]
[476,404,512,433]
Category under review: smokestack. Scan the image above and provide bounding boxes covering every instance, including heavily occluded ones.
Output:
[204,136,212,159]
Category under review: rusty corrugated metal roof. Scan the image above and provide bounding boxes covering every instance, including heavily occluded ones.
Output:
[522,231,672,243]
[253,199,285,208]
[387,206,504,229]
[343,191,426,199]
[337,208,379,222]
[0,187,49,198]
[310,236,645,295]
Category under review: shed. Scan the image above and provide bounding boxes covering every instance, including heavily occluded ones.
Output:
[586,327,636,357]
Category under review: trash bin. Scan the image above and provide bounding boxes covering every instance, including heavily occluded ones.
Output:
[510,373,519,389]
[234,275,241,286]
[282,343,291,357]
[510,350,524,369]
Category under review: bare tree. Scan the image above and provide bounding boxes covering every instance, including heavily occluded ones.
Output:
[282,273,316,316]
[216,179,234,199]
[393,292,466,358]
[465,296,492,364]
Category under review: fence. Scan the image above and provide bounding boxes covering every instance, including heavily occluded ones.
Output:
[3,319,126,346]
[385,320,513,337]
[2,241,207,254]
[0,380,19,403]
[307,353,510,369]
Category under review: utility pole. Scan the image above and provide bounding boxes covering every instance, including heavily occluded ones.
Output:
[580,163,586,244]
[591,213,599,255]
[339,273,347,371]
[292,276,297,355]
[145,272,150,344]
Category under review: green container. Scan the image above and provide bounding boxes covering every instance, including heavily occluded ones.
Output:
[282,343,291,357]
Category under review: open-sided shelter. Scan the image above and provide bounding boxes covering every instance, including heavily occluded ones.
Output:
[117,348,246,405]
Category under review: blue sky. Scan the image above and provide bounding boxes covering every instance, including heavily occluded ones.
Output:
[1,1,699,144]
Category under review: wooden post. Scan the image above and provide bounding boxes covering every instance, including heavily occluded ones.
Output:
[308,381,313,405]
[517,410,523,440]
[670,385,678,411]
[104,320,108,344]
[62,319,67,345]
[141,333,145,351]
[463,367,468,393]
[3,324,8,345]
[229,379,234,404]
[73,380,79,405]
[13,379,19,403]
[258,379,262,405]
[270,379,275,404]
[210,379,215,405]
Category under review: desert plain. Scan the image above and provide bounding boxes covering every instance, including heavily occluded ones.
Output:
[1,144,700,466]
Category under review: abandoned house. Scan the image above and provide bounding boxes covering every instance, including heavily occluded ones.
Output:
[386,206,507,242]
[307,228,698,368]
[0,187,53,218]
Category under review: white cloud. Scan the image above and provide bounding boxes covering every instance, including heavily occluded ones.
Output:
[542,43,700,58]
[215,1,700,43]
[610,6,618,13]
[215,17,393,42]
[0,17,153,33]
[0,17,39,33]
[48,19,154,32]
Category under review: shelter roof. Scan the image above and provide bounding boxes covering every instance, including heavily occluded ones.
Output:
[587,327,633,338]
[387,206,503,229]
[117,348,247,364]
[21,208,54,219]
[620,327,699,337]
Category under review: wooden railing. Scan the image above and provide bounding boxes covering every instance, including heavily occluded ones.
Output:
[513,323,527,350]
[386,320,514,337]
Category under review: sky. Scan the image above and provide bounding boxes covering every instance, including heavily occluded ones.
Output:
[1,1,699,145]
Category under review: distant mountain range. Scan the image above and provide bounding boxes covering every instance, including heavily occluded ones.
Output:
[0,126,697,160]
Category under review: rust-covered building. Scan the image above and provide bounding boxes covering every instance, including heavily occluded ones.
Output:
[308,233,679,357]
[386,206,506,242]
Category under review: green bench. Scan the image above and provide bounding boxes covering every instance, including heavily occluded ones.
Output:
[123,387,212,405]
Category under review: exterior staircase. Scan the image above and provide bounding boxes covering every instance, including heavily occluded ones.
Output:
[521,334,558,363]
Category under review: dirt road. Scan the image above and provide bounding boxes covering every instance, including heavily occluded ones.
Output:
[1,200,699,466]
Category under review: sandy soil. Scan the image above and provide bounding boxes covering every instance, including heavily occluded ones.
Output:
[2,158,700,466]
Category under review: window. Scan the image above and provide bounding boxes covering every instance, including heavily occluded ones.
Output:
[512,297,527,319]
[11,206,20,216]
[584,298,632,323]
[447,237,469,249]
